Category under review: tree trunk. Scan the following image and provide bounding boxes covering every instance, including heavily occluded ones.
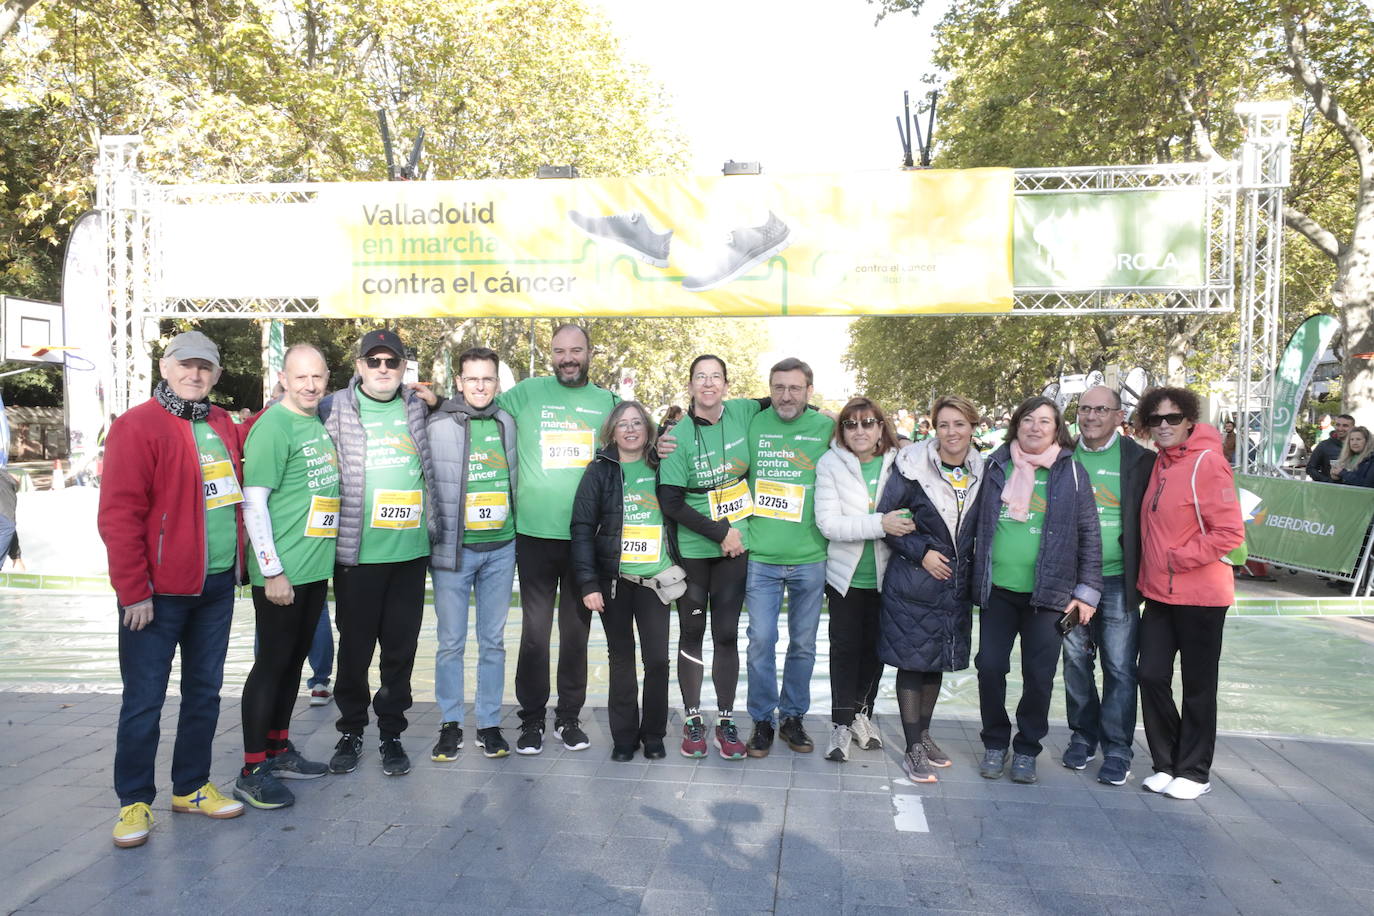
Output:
[1336,200,1374,426]
[1164,317,1190,385]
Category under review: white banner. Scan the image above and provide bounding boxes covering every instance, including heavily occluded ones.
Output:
[62,211,116,472]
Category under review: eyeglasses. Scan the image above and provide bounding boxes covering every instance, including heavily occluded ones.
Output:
[691,373,725,384]
[841,417,882,430]
[1078,405,1118,416]
[615,418,645,430]
[1146,413,1187,427]
[461,376,498,386]
[364,356,402,370]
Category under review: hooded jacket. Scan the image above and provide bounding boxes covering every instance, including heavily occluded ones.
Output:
[426,395,518,571]
[875,439,985,671]
[570,444,680,599]
[1138,422,1244,607]
[814,445,897,594]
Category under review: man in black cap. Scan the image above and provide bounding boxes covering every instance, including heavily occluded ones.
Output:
[322,329,437,776]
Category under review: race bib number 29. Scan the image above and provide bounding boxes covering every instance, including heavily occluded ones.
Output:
[201,459,243,510]
[753,479,805,522]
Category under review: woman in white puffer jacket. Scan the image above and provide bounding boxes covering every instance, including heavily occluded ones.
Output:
[815,396,916,762]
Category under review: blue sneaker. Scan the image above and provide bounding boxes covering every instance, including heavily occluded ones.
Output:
[1097,756,1131,786]
[1062,742,1093,770]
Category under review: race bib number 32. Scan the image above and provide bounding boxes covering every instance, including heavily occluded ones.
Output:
[540,429,594,470]
[707,478,754,523]
[371,489,423,529]
[621,524,662,565]
[201,459,243,510]
[305,495,342,538]
[753,479,805,522]
[464,491,510,531]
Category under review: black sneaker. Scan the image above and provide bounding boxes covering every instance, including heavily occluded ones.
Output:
[555,719,590,751]
[431,722,463,762]
[380,737,411,776]
[516,723,544,755]
[268,741,328,779]
[233,764,294,809]
[779,716,814,753]
[642,738,667,759]
[329,733,363,774]
[1010,752,1037,785]
[746,721,774,758]
[475,727,510,759]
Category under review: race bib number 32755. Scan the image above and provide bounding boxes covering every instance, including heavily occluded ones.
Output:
[753,479,805,522]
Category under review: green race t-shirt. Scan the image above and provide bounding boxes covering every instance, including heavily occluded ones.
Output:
[620,458,670,578]
[243,403,341,586]
[357,395,429,564]
[463,416,515,545]
[848,454,885,590]
[1076,438,1123,577]
[991,466,1047,593]
[657,398,760,559]
[195,420,240,574]
[497,376,616,540]
[747,407,834,565]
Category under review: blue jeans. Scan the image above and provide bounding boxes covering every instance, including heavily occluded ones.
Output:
[432,540,517,728]
[306,599,334,689]
[1061,576,1138,761]
[745,559,826,723]
[114,568,236,805]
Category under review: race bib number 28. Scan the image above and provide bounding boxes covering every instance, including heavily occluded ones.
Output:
[305,495,341,538]
[753,479,805,522]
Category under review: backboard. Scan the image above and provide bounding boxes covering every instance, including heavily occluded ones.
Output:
[1,296,65,364]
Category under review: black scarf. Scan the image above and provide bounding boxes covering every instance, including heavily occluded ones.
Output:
[153,379,211,421]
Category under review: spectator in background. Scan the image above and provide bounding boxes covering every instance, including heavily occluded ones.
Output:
[0,464,19,570]
[1222,420,1237,465]
[1330,426,1374,486]
[1307,414,1353,482]
[914,417,933,442]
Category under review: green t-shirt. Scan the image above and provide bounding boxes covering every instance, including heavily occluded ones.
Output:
[497,376,617,540]
[463,417,515,545]
[620,458,671,578]
[848,455,885,590]
[194,420,239,575]
[657,398,760,559]
[991,466,1048,593]
[356,395,430,564]
[747,407,834,565]
[1077,438,1124,577]
[243,403,341,586]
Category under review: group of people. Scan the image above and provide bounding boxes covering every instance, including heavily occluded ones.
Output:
[99,324,1246,852]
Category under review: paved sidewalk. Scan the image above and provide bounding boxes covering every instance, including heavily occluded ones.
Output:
[1,691,1372,915]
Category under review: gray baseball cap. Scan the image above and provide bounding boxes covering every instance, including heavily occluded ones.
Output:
[163,331,221,368]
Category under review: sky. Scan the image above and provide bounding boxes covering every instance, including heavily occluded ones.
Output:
[593,0,945,401]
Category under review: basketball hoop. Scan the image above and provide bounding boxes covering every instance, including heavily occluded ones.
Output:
[16,345,94,370]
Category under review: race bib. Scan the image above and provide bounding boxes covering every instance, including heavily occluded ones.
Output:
[305,495,341,538]
[464,491,510,531]
[707,478,754,523]
[540,429,595,470]
[201,459,243,510]
[371,489,423,529]
[753,479,805,522]
[621,524,662,564]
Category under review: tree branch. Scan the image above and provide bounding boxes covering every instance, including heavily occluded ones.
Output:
[1284,204,1343,261]
[1162,66,1222,162]
[0,0,44,44]
[1284,19,1373,193]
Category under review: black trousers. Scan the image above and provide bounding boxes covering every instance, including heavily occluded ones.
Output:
[677,554,747,713]
[826,584,884,725]
[601,579,671,748]
[243,579,327,755]
[332,556,428,737]
[514,534,593,727]
[1138,599,1227,782]
[975,587,1062,756]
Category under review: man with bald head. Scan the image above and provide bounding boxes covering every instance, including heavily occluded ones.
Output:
[1060,386,1154,786]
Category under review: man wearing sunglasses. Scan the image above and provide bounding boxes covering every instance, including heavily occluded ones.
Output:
[322,329,436,777]
[1060,386,1156,787]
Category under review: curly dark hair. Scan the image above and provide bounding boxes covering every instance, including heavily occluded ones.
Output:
[1137,386,1201,425]
[1007,395,1075,449]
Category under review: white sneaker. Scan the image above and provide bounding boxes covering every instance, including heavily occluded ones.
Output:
[825,724,851,762]
[1141,772,1175,794]
[851,712,883,750]
[1163,776,1212,800]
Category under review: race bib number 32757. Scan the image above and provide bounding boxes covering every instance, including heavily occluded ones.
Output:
[371,489,423,529]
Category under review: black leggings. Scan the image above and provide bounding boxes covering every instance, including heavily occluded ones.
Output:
[826,584,884,725]
[896,669,943,752]
[677,554,746,714]
[242,579,327,755]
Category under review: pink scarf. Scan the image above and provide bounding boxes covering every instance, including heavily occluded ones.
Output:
[1002,440,1060,521]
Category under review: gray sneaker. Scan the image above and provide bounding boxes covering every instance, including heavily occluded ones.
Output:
[233,765,294,810]
[681,211,791,292]
[1010,752,1038,784]
[902,745,938,784]
[921,730,951,767]
[268,742,328,779]
[825,724,851,762]
[979,747,1007,779]
[852,712,883,750]
[568,210,671,267]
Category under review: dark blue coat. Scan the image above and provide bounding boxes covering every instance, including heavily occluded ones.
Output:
[876,441,985,672]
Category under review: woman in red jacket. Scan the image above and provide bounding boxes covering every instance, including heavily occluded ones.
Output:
[1136,387,1244,801]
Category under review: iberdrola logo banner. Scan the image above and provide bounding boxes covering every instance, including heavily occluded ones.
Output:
[1236,474,1374,574]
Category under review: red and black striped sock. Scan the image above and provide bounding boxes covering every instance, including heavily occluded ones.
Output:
[266,729,289,756]
[242,750,267,776]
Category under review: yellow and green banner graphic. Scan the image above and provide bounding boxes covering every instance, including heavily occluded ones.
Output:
[1235,473,1374,574]
[317,169,1014,318]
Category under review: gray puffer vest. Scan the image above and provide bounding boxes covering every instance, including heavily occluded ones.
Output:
[427,396,518,571]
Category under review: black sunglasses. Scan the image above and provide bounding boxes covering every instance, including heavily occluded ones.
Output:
[1146,413,1187,428]
[364,356,402,370]
[841,417,882,430]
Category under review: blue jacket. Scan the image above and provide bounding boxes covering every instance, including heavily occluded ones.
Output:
[973,444,1103,611]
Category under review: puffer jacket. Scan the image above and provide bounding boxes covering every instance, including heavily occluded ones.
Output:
[321,378,436,566]
[875,439,984,671]
[427,395,517,571]
[570,445,679,599]
[1138,422,1244,606]
[973,443,1103,611]
[815,445,897,595]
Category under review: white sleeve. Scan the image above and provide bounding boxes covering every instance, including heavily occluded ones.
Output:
[243,485,285,578]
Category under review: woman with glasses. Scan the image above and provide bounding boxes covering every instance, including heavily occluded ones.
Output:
[1135,387,1244,800]
[973,396,1102,785]
[815,397,913,762]
[875,395,984,782]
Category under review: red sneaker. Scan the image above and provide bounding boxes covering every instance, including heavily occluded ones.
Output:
[681,715,707,758]
[715,717,747,760]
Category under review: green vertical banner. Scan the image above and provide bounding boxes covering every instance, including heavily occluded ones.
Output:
[1263,314,1340,468]
[1235,474,1374,574]
[268,320,285,374]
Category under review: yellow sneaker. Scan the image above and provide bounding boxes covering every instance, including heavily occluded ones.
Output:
[171,782,245,819]
[113,802,153,848]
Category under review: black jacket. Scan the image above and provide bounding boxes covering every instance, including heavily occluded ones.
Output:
[1089,434,1156,613]
[570,445,679,598]
[1307,434,1343,482]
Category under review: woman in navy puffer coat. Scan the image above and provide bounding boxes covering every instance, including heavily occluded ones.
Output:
[876,395,985,784]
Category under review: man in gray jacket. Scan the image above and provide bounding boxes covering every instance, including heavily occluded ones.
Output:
[426,347,519,760]
[323,329,436,777]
